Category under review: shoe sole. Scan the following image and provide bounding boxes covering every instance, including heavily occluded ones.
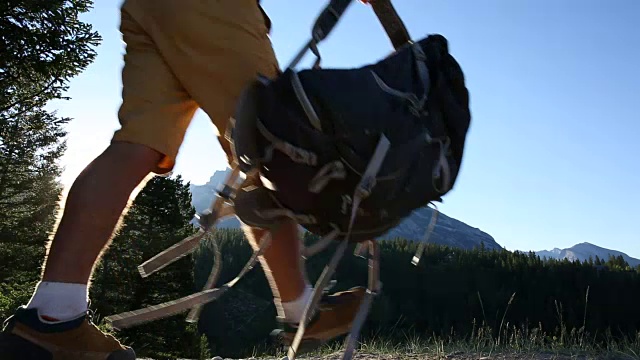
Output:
[270,328,351,356]
[0,331,136,360]
[0,332,51,360]
[270,287,366,355]
[270,329,325,356]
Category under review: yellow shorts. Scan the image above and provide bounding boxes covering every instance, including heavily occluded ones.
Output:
[113,0,280,173]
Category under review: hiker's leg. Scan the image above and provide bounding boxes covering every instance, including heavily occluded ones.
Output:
[40,143,162,286]
[137,0,310,318]
[0,3,196,359]
[127,0,364,347]
[242,215,311,320]
[33,5,198,316]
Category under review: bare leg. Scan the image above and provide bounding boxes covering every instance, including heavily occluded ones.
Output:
[41,142,164,284]
[243,220,307,303]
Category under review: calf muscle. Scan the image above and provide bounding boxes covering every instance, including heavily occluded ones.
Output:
[41,142,163,284]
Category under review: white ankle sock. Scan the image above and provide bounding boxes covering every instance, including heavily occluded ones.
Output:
[275,285,313,324]
[26,281,89,322]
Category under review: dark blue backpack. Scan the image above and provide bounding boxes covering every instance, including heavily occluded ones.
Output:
[229,1,471,244]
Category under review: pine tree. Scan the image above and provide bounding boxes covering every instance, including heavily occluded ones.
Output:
[0,1,101,240]
[0,0,101,318]
[90,175,202,358]
[594,255,602,266]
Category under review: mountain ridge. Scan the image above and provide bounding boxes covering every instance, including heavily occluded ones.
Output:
[534,242,640,267]
[188,170,638,266]
[189,169,502,251]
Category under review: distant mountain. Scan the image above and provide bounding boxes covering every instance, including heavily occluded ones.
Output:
[189,168,501,251]
[535,243,640,267]
[381,206,502,250]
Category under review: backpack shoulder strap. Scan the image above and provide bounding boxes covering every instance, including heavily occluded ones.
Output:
[365,0,412,50]
[287,0,412,69]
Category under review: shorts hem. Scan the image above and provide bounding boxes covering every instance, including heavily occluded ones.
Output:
[110,133,177,175]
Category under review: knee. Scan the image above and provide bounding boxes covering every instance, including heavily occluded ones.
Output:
[103,141,165,174]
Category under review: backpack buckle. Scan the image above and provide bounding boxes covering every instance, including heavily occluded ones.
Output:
[196,210,217,232]
[355,176,376,199]
[216,184,235,201]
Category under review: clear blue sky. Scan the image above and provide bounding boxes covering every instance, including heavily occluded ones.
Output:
[49,0,640,257]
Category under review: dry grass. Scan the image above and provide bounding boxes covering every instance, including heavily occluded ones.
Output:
[256,291,640,360]
[134,290,640,360]
[250,328,640,360]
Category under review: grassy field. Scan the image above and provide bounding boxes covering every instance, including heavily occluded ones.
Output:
[282,332,640,360]
[163,321,640,360]
[111,285,640,360]
[264,327,640,360]
[141,336,640,360]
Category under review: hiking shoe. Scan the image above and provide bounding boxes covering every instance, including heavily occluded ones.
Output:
[0,306,135,360]
[270,286,366,354]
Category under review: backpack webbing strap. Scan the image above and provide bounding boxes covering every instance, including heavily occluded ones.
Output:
[256,119,318,166]
[104,231,273,330]
[315,0,411,51]
[287,239,381,360]
[134,203,234,278]
[288,238,350,359]
[287,134,391,359]
[103,165,345,330]
[411,203,439,266]
[291,71,323,131]
[342,240,381,359]
[287,0,411,70]
[186,231,222,322]
[136,167,243,278]
[312,0,354,43]
[302,226,341,258]
[286,0,354,69]
[367,0,412,50]
[104,166,250,328]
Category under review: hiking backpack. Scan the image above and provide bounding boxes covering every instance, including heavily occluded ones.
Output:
[104,1,471,359]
